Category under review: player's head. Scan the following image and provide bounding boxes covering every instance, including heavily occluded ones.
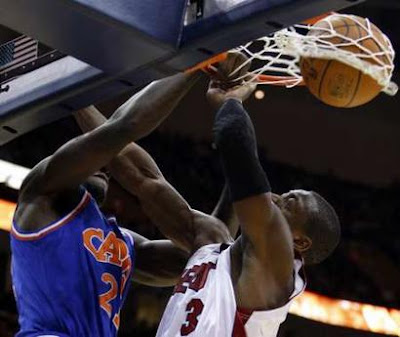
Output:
[272,189,341,265]
[83,171,109,206]
[101,178,152,228]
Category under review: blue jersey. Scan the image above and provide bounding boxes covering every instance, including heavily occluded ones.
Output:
[10,189,135,337]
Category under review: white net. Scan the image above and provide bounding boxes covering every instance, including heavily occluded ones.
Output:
[231,13,398,96]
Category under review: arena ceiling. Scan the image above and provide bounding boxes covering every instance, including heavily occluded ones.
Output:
[0,0,399,186]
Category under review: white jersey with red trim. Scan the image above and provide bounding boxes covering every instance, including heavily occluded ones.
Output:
[156,243,305,337]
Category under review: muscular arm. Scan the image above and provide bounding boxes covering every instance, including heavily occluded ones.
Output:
[211,183,240,238]
[110,145,233,252]
[23,72,199,195]
[74,71,201,140]
[16,73,200,229]
[213,98,294,309]
[74,107,232,253]
[127,231,189,287]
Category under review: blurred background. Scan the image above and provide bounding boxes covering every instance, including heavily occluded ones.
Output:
[1,0,400,336]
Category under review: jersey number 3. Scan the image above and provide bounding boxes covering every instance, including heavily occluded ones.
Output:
[181,298,204,336]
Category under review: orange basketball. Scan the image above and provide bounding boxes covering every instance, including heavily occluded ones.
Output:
[300,15,391,108]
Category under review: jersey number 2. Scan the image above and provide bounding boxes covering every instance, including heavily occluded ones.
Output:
[99,273,120,329]
[180,298,204,336]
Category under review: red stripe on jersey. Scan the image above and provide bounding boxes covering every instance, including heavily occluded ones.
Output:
[232,308,253,337]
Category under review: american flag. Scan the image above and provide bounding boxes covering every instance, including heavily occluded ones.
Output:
[0,35,38,75]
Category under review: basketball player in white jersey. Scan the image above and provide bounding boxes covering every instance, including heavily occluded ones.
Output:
[152,58,341,336]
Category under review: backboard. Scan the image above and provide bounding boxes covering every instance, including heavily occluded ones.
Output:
[0,0,366,145]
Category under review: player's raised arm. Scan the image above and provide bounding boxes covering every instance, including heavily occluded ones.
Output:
[74,106,233,253]
[211,183,239,238]
[20,73,200,199]
[209,83,296,309]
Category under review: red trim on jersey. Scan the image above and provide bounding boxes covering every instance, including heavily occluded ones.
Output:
[232,258,306,337]
[11,191,90,241]
[237,307,253,324]
[232,309,249,337]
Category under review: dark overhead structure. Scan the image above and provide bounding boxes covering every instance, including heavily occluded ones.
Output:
[0,0,365,145]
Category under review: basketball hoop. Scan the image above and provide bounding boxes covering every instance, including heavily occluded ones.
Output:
[190,13,398,97]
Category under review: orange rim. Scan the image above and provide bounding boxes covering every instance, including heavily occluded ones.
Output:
[184,12,335,84]
[256,74,305,86]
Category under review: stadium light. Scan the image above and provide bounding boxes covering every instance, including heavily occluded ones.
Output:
[0,159,30,190]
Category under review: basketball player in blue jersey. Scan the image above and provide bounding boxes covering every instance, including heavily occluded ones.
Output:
[11,71,235,337]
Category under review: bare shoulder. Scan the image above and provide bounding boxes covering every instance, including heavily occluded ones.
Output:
[14,159,51,230]
[15,158,82,232]
[191,210,233,253]
[18,158,50,201]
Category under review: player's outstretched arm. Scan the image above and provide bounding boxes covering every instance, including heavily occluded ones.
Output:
[121,230,189,287]
[74,106,233,253]
[210,84,295,309]
[20,73,199,200]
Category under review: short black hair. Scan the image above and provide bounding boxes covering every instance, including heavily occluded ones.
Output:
[302,192,341,265]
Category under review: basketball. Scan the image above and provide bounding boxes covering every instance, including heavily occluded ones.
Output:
[300,15,392,108]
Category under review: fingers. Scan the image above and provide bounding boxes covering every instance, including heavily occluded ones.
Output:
[213,51,251,85]
[222,52,251,80]
[206,52,256,106]
[208,80,227,92]
[208,81,257,106]
[218,52,239,80]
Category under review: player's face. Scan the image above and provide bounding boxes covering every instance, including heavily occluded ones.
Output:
[272,189,317,249]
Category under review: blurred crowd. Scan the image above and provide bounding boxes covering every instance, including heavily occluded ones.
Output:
[0,117,399,336]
